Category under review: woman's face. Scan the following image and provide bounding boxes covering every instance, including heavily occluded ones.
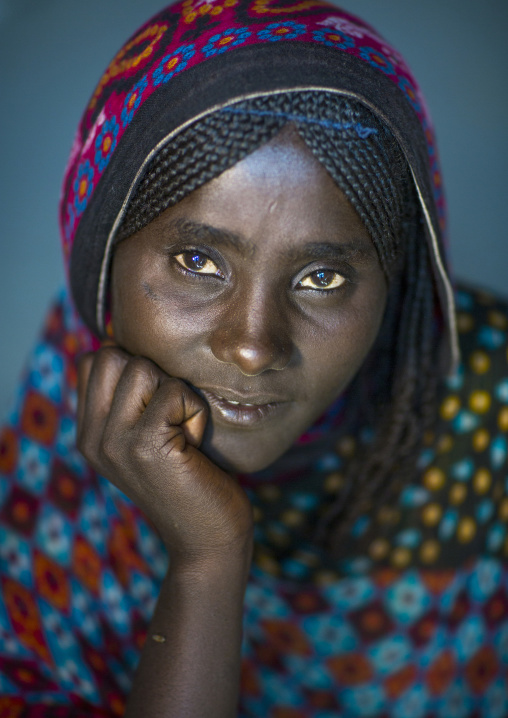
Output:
[111,127,388,473]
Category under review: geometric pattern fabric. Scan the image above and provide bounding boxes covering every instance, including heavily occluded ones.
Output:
[0,285,507,715]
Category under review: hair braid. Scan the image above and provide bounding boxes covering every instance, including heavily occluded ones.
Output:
[117,107,287,241]
[322,218,438,549]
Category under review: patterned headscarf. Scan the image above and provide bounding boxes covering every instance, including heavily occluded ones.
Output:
[59,0,457,371]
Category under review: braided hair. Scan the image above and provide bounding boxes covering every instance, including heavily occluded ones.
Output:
[117,91,441,551]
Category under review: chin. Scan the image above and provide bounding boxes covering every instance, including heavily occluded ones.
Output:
[200,431,284,474]
[205,444,276,474]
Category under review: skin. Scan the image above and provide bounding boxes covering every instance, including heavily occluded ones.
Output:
[77,125,387,716]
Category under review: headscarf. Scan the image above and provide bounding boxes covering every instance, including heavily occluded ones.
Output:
[59,0,457,372]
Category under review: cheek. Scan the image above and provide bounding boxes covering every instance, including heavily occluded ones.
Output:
[111,260,165,357]
[303,283,387,401]
[111,274,208,378]
[111,273,147,350]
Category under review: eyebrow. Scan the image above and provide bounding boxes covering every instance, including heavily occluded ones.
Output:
[169,218,256,257]
[170,218,377,264]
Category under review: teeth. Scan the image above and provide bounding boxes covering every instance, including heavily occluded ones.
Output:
[222,398,255,406]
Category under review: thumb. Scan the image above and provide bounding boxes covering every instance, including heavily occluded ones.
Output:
[181,387,209,448]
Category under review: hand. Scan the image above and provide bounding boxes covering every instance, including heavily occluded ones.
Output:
[77,346,254,568]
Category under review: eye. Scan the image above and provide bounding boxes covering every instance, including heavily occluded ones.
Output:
[298,269,346,291]
[174,251,223,277]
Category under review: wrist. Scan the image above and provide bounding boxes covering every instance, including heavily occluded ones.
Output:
[168,542,253,589]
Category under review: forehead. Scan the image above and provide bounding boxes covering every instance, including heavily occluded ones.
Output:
[144,126,373,255]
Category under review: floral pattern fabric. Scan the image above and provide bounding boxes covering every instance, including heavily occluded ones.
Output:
[59,0,447,256]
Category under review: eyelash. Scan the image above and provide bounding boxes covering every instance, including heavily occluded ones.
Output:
[171,249,350,293]
[296,269,347,293]
[173,250,225,279]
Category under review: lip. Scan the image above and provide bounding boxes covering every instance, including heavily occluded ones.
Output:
[198,387,291,427]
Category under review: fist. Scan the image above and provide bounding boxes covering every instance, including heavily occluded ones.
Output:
[77,346,254,567]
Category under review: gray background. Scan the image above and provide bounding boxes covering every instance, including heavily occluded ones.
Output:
[1,0,507,415]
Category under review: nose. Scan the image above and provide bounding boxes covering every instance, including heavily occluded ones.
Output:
[209,294,292,376]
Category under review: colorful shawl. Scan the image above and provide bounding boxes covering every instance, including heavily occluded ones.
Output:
[1,1,508,716]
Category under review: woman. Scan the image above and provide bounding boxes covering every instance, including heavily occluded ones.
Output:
[1,1,507,716]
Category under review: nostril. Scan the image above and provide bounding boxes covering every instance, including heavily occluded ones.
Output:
[210,328,291,375]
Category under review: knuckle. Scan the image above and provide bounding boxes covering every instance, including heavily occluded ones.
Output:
[134,424,184,462]
[158,377,186,408]
[129,440,151,465]
[94,345,128,375]
[129,355,152,371]
[165,376,200,406]
[162,375,185,391]
[101,431,121,464]
[99,344,123,360]
[127,355,158,383]
[95,345,119,366]
[126,424,154,459]
[161,427,187,459]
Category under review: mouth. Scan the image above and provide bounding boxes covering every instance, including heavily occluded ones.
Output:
[198,388,291,427]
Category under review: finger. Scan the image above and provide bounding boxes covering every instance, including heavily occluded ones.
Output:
[103,359,209,463]
[77,352,94,434]
[78,346,130,454]
[180,385,209,447]
[103,355,166,436]
[102,358,207,448]
[136,376,209,449]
